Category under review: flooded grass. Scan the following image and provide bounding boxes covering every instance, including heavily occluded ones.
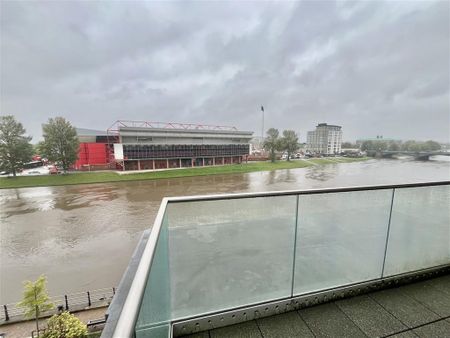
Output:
[0,157,369,189]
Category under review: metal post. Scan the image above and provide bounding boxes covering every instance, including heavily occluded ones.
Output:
[112,287,116,295]
[65,295,69,311]
[381,188,396,278]
[87,291,91,307]
[3,304,9,321]
[261,105,265,147]
[291,195,300,297]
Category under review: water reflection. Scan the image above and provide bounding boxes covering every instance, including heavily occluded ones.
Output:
[305,164,339,182]
[53,185,120,211]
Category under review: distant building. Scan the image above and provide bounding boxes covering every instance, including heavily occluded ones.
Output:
[109,121,253,171]
[307,123,343,155]
[74,128,112,170]
[75,121,253,171]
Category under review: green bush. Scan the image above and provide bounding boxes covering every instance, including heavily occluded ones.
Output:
[43,312,88,338]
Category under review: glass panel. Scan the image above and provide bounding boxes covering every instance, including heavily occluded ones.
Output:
[135,324,169,338]
[167,196,297,319]
[383,185,450,276]
[294,189,393,295]
[135,214,171,333]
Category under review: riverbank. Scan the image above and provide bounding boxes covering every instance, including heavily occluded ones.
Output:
[0,157,369,189]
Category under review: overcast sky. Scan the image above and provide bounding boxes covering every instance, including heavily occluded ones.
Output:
[1,0,449,142]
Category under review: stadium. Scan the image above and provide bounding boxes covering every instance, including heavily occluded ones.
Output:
[75,120,253,171]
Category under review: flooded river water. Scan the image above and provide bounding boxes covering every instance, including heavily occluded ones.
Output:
[1,158,449,304]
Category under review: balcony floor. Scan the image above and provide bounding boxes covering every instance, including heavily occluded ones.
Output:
[181,274,450,338]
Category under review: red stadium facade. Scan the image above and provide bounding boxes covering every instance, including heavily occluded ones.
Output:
[74,128,114,170]
[74,143,109,170]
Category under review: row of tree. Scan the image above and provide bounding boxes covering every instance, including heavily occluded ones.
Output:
[263,128,299,162]
[0,116,79,176]
[360,140,441,152]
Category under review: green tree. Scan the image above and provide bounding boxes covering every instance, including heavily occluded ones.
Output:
[17,275,54,337]
[361,140,388,152]
[0,115,33,177]
[43,312,88,338]
[342,142,356,149]
[402,140,420,152]
[263,128,281,162]
[423,140,441,151]
[280,130,299,161]
[41,117,79,173]
[388,141,400,151]
[33,142,43,155]
[360,140,374,152]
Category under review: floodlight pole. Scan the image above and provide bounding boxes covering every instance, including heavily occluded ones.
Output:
[261,106,265,148]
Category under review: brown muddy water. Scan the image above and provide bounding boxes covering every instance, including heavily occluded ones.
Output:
[1,158,449,304]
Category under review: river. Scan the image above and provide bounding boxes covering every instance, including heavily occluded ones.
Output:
[1,158,449,304]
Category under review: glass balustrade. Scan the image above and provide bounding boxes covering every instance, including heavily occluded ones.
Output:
[383,185,450,276]
[130,183,450,337]
[293,189,393,295]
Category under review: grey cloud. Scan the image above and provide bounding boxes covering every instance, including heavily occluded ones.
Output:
[1,0,449,142]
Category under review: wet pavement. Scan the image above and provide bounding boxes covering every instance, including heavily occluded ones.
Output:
[183,274,450,338]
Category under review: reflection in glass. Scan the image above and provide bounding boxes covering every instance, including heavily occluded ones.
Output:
[294,189,393,295]
[383,185,450,276]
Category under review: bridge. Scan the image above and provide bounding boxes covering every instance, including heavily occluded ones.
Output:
[367,150,450,160]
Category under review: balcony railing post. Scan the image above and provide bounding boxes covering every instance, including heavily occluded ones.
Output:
[290,194,300,297]
[3,304,9,321]
[381,188,396,278]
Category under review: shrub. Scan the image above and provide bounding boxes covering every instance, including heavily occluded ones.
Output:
[43,312,88,338]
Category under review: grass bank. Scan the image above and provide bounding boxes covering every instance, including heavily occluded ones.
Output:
[0,157,369,189]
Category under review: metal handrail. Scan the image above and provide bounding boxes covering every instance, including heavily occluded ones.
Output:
[108,180,450,337]
[112,198,168,337]
[165,180,450,202]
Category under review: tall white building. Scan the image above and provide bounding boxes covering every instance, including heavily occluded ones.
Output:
[307,123,343,155]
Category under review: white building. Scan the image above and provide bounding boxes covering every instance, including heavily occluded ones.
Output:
[307,123,343,155]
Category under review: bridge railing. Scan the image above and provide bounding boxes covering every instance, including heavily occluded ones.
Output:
[106,181,450,338]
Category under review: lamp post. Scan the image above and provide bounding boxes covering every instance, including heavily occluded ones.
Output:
[261,105,265,149]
